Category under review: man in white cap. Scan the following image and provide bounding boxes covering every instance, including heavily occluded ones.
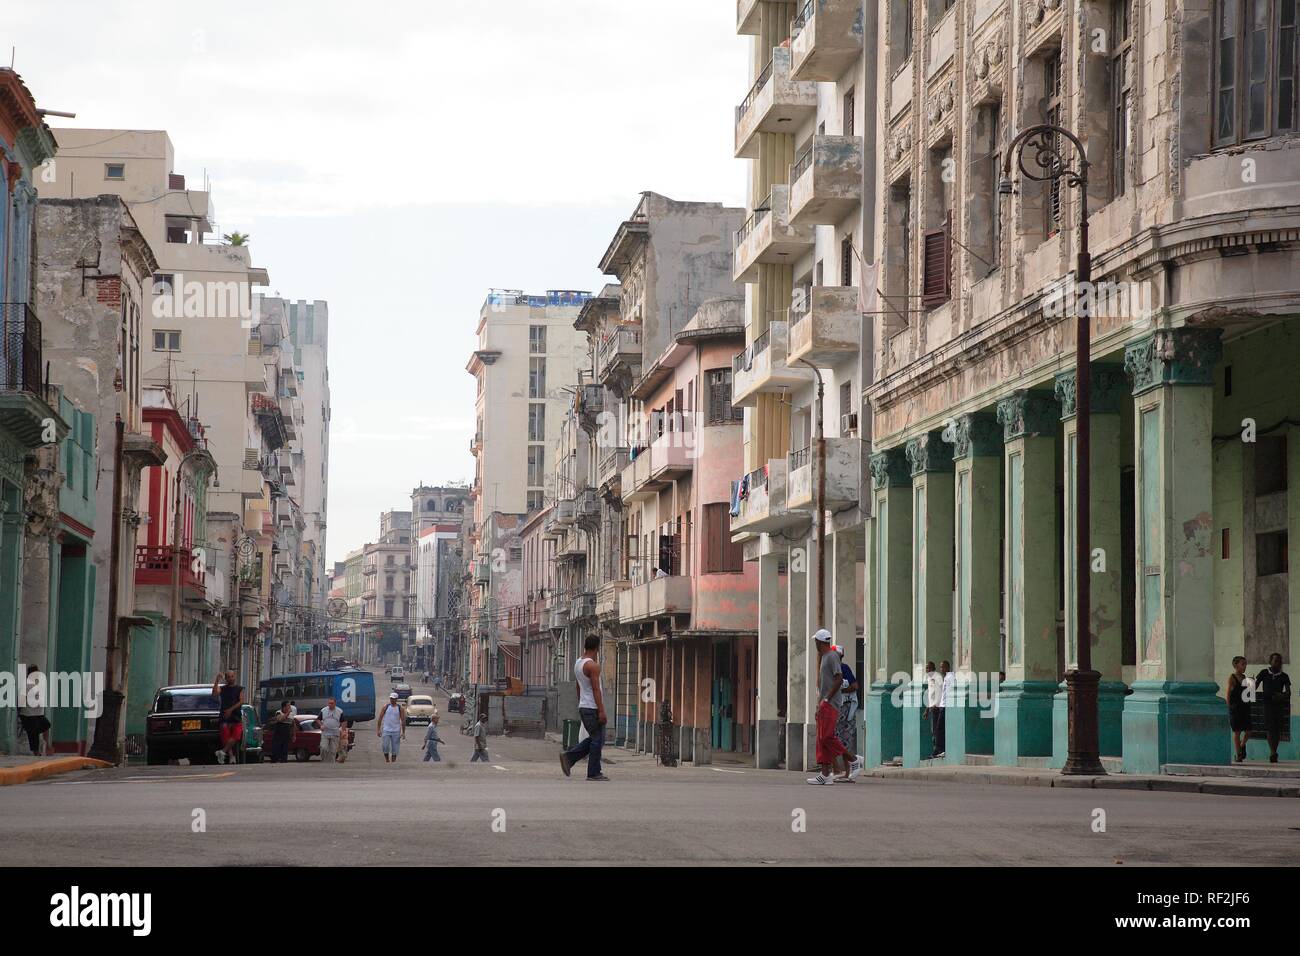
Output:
[808,629,863,785]
[376,691,406,763]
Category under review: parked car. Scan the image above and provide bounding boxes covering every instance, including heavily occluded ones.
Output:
[288,715,323,762]
[447,693,466,714]
[405,695,438,726]
[392,683,413,701]
[389,666,405,682]
[145,684,223,765]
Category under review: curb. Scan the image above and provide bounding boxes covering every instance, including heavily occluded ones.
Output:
[865,767,1300,798]
[0,756,113,787]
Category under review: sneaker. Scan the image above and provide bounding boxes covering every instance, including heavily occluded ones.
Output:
[936,751,946,758]
[806,773,834,785]
[586,774,610,781]
[215,750,226,765]
[558,752,572,777]
[847,756,864,779]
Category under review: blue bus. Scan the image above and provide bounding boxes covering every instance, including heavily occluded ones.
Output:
[258,669,376,724]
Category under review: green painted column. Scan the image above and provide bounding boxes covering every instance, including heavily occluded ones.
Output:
[903,430,953,766]
[994,391,1059,764]
[949,413,1002,761]
[785,540,808,770]
[1122,329,1229,772]
[0,478,23,755]
[1051,365,1128,767]
[865,448,911,767]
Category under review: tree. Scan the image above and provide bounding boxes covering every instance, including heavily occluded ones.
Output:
[223,231,250,246]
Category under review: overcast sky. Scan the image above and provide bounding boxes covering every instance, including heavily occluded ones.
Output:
[10,0,747,566]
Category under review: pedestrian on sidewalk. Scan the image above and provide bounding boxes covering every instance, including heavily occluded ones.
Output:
[377,691,406,763]
[833,648,860,777]
[808,629,863,785]
[1227,656,1252,762]
[318,697,344,765]
[1255,653,1292,764]
[266,701,294,763]
[18,670,51,756]
[931,660,954,758]
[211,671,243,765]
[337,720,352,764]
[919,661,939,757]
[470,714,490,762]
[423,715,445,763]
[558,634,609,781]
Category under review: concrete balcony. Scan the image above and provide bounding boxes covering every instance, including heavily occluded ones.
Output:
[732,459,807,534]
[732,321,813,407]
[737,0,764,35]
[598,446,628,489]
[733,186,814,284]
[570,591,596,621]
[555,497,576,526]
[787,437,867,511]
[788,286,862,366]
[735,47,817,159]
[789,135,864,226]
[621,430,694,502]
[473,556,491,583]
[619,575,693,624]
[576,487,600,520]
[596,580,629,618]
[596,326,642,386]
[790,0,865,81]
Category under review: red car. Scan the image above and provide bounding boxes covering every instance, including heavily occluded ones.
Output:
[289,715,322,762]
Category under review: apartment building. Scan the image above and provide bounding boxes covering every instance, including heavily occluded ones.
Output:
[729,0,873,772]
[613,298,755,763]
[846,0,1300,773]
[411,483,468,672]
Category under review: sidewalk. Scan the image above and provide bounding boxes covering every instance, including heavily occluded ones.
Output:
[864,762,1300,798]
[0,753,113,786]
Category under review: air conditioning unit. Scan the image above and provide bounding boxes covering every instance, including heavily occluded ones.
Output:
[840,412,859,435]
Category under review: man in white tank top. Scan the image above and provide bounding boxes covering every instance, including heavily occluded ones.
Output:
[558,634,609,781]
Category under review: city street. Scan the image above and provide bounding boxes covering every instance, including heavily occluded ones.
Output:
[2,685,1296,867]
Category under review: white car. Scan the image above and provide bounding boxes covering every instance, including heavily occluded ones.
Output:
[389,666,405,682]
[405,695,438,726]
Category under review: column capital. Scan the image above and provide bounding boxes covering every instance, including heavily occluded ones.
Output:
[1123,328,1223,396]
[1054,362,1127,419]
[995,391,1059,441]
[952,412,1001,460]
[905,430,954,476]
[869,447,911,489]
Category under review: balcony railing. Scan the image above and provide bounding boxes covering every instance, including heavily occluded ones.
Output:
[1,303,44,397]
[135,545,206,593]
[791,0,865,82]
[735,197,772,248]
[789,134,865,226]
[791,144,815,184]
[737,59,774,124]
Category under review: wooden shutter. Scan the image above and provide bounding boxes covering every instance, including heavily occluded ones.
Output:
[921,212,952,306]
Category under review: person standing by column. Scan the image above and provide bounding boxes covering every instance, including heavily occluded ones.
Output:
[318,697,344,765]
[558,634,609,781]
[808,629,863,785]
[934,660,954,759]
[1255,653,1292,764]
[377,691,406,764]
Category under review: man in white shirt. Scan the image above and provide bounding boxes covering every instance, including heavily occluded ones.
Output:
[318,697,344,765]
[933,660,955,758]
[19,670,51,756]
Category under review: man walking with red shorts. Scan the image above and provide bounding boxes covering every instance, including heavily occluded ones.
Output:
[212,671,244,764]
[808,629,863,785]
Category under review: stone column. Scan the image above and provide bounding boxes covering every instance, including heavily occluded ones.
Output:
[785,540,808,771]
[831,527,862,758]
[865,448,912,767]
[949,412,1002,762]
[994,391,1060,764]
[1122,329,1229,772]
[1050,364,1128,767]
[903,430,954,766]
[756,548,783,768]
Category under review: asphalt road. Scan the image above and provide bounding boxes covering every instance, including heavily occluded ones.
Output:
[2,681,1297,866]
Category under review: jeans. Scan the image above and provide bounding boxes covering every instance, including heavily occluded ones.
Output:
[563,708,604,778]
[470,745,489,762]
[423,741,441,762]
[382,731,401,757]
[321,734,340,763]
[930,707,946,756]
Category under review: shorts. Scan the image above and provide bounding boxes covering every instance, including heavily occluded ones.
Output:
[815,699,847,766]
[220,722,243,747]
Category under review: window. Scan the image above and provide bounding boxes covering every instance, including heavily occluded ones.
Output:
[888,181,912,315]
[703,503,744,573]
[386,575,394,590]
[528,403,545,441]
[527,446,543,487]
[1215,0,1298,144]
[529,325,546,354]
[153,330,181,351]
[1043,52,1064,238]
[527,490,543,513]
[153,273,174,294]
[922,213,952,306]
[1111,2,1134,195]
[384,600,394,617]
[840,380,854,422]
[529,358,546,398]
[841,235,855,287]
[706,369,743,423]
[843,87,856,136]
[105,163,125,180]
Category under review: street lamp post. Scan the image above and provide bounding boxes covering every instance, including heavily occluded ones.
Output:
[1001,123,1105,776]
